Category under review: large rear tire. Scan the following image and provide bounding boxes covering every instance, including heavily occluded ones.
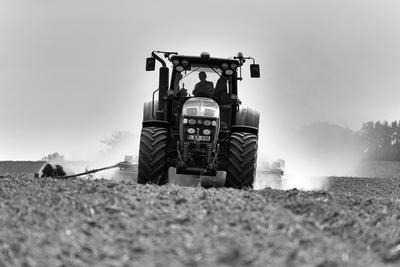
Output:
[138,126,168,185]
[225,132,258,189]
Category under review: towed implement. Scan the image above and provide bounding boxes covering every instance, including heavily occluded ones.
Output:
[35,156,136,179]
[139,51,261,189]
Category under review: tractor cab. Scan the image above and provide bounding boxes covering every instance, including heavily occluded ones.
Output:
[168,53,241,102]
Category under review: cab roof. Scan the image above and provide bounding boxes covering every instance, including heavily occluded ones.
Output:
[169,54,241,68]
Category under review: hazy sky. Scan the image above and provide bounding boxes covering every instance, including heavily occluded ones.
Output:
[1,0,400,160]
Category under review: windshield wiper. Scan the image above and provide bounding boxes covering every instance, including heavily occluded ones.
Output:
[208,65,222,78]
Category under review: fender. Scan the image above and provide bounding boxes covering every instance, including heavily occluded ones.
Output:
[143,100,159,121]
[231,125,258,135]
[142,120,169,128]
[236,106,260,129]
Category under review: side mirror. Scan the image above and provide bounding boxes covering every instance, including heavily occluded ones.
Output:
[146,57,156,71]
[250,64,260,78]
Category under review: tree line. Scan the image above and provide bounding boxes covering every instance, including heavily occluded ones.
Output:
[361,121,400,161]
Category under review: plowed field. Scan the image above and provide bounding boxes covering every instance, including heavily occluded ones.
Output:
[0,163,400,266]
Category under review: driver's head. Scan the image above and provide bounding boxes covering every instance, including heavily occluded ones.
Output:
[199,71,207,81]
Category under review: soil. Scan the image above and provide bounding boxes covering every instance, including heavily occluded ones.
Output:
[0,164,400,266]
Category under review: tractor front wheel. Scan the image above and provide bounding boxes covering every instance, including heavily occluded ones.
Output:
[138,126,168,185]
[225,132,258,189]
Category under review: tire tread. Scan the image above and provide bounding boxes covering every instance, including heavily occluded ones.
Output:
[138,127,168,184]
[225,132,258,189]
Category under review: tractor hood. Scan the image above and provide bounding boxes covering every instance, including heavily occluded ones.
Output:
[179,97,220,173]
[182,97,219,118]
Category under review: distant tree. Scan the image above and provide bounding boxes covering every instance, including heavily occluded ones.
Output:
[360,120,400,161]
[41,152,65,162]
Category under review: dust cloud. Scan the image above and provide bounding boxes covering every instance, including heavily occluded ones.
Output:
[255,122,363,191]
[45,132,139,180]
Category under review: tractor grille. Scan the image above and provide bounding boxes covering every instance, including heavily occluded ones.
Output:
[182,116,217,143]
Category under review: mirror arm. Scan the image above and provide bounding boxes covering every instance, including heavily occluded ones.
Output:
[152,50,179,67]
[151,51,166,68]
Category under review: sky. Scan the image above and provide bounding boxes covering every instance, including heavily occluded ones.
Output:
[1,0,400,161]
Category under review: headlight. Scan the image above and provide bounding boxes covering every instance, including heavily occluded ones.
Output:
[183,118,188,124]
[175,66,184,72]
[203,120,211,126]
[212,121,217,126]
[225,69,234,75]
[182,59,189,66]
[203,129,211,135]
[221,62,229,70]
[230,63,238,70]
[188,119,196,125]
[172,59,180,66]
[187,128,195,134]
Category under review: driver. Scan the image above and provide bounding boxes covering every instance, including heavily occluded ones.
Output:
[193,71,214,97]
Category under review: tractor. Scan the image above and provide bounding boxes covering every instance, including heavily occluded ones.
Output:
[138,51,260,188]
